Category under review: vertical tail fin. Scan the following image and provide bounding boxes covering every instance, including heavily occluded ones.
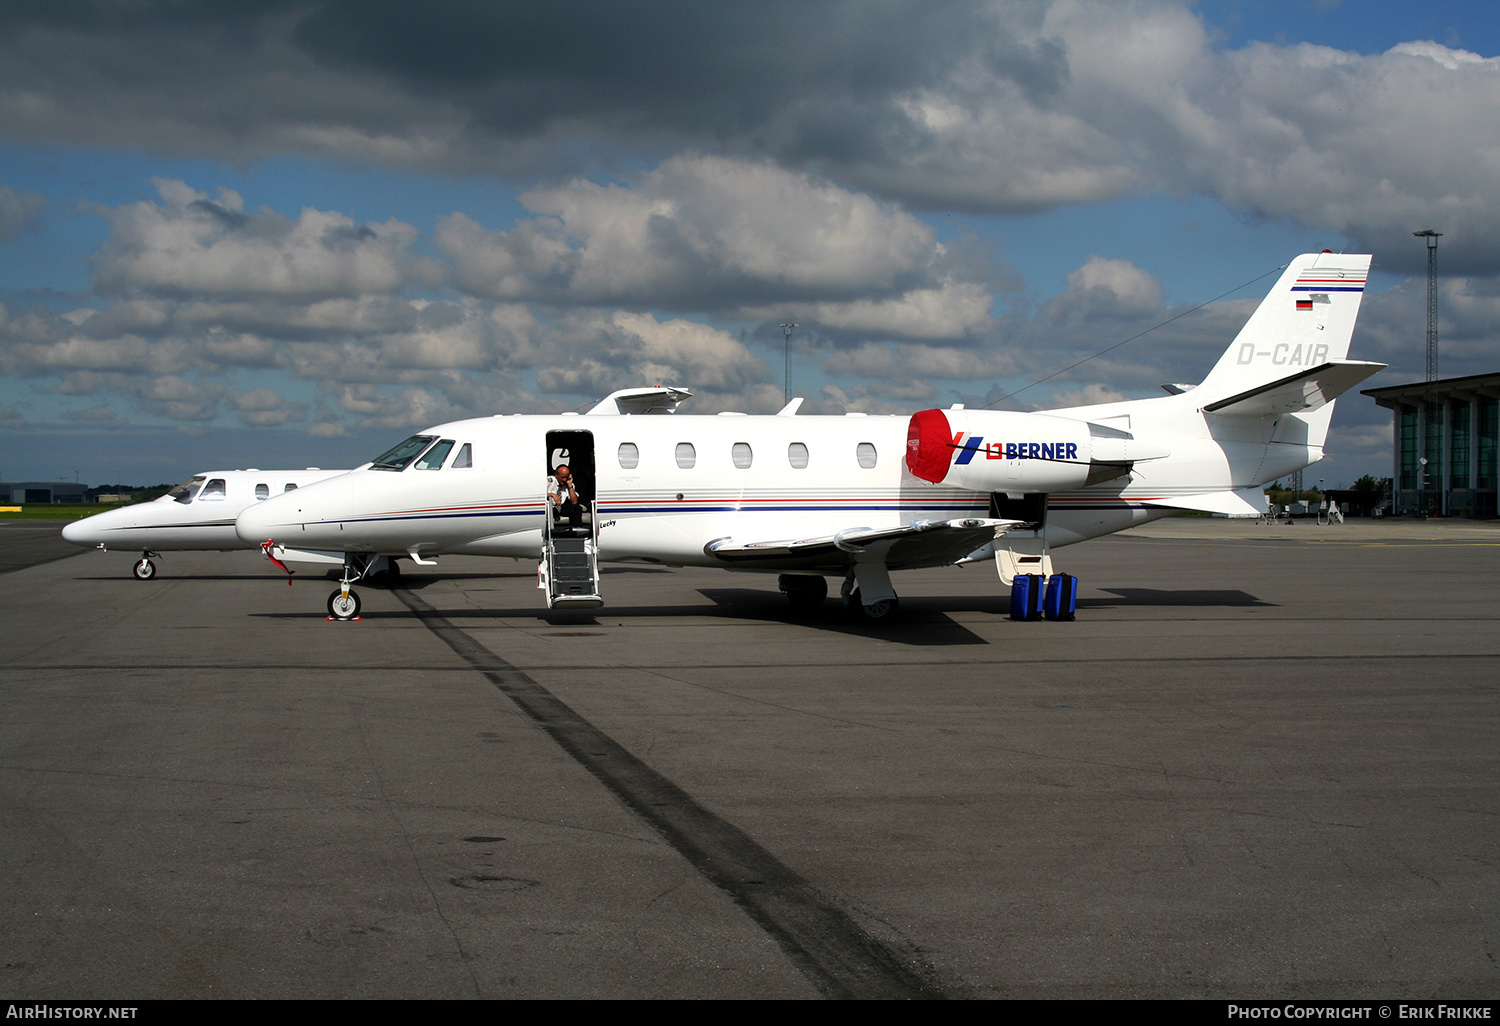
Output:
[1196,253,1372,407]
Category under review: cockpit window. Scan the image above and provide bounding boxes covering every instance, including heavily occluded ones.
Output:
[169,475,205,504]
[415,439,455,470]
[452,443,472,469]
[198,478,227,501]
[371,434,437,471]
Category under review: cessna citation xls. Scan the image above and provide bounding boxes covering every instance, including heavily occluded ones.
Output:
[236,253,1382,621]
[63,468,347,578]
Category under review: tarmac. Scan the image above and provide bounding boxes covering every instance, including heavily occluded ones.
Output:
[1,516,1497,999]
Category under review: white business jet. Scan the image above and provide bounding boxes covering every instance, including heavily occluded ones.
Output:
[63,468,348,579]
[237,253,1382,621]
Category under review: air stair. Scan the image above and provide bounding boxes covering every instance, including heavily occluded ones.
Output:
[540,498,602,609]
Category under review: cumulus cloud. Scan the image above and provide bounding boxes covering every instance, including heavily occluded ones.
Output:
[231,387,309,428]
[1045,256,1165,322]
[329,383,465,430]
[0,182,44,241]
[134,376,224,423]
[62,405,119,423]
[92,179,435,299]
[535,311,771,405]
[1045,383,1127,408]
[439,155,972,332]
[764,282,995,341]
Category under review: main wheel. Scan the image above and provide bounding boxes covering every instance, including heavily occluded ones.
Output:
[133,558,156,580]
[779,574,827,611]
[857,595,899,622]
[843,587,900,623]
[327,589,361,620]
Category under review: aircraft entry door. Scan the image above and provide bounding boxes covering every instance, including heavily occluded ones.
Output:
[540,430,602,608]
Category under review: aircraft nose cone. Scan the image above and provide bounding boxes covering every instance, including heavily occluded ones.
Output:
[61,518,96,545]
[234,500,277,544]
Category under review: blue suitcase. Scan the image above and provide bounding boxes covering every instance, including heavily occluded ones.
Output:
[1044,573,1077,621]
[1010,574,1044,621]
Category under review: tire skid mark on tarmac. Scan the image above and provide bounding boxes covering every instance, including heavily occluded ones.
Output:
[394,585,944,1001]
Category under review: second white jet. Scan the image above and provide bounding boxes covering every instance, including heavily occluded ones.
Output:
[63,468,347,579]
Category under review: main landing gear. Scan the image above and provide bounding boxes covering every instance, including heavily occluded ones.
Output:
[842,564,900,624]
[841,578,899,622]
[132,551,160,580]
[777,570,900,623]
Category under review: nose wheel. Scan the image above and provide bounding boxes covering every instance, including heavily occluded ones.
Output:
[133,556,157,580]
[327,589,361,620]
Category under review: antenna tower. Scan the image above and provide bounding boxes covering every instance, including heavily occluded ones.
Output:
[1414,230,1441,382]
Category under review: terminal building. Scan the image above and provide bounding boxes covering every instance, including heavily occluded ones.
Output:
[1363,372,1500,518]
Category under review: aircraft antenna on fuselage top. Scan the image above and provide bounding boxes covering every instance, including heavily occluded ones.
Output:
[980,262,1287,411]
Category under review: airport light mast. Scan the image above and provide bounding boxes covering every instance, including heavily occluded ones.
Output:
[1414,230,1441,383]
[781,323,797,403]
[1414,230,1442,515]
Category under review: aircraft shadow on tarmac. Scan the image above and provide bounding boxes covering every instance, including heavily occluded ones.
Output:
[1085,587,1274,607]
[247,580,996,645]
[78,573,292,582]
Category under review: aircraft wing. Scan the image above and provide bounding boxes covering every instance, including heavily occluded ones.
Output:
[1203,360,1386,417]
[704,517,1019,572]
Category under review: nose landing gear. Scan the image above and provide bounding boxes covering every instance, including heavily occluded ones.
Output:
[326,553,381,621]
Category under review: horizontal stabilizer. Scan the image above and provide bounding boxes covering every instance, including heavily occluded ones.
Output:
[1136,488,1268,517]
[1204,360,1385,417]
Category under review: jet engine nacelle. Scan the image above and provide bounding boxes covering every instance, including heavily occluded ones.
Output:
[906,408,1107,493]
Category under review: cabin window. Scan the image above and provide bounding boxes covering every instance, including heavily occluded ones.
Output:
[675,442,696,469]
[857,442,877,469]
[415,439,455,470]
[199,478,227,501]
[732,442,753,469]
[283,483,297,492]
[618,442,639,469]
[452,443,472,469]
[788,442,809,469]
[255,483,270,500]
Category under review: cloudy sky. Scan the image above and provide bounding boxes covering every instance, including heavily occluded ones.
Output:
[1,0,1496,487]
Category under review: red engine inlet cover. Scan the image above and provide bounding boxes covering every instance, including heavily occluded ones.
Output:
[906,408,954,483]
